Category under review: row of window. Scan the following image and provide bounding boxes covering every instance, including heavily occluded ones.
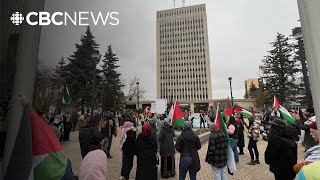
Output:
[160,43,204,50]
[160,55,206,60]
[161,74,207,79]
[160,37,205,44]
[160,27,204,34]
[157,6,205,18]
[160,81,208,85]
[161,49,205,55]
[160,68,207,73]
[160,95,209,100]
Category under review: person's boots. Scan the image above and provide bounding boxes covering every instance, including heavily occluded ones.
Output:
[255,159,260,164]
[247,160,255,165]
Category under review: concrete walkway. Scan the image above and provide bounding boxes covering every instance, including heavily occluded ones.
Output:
[62,126,305,180]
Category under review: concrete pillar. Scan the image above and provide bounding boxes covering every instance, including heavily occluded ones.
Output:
[190,102,195,113]
[297,0,320,134]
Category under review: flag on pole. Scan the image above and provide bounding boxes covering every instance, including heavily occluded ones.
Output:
[168,104,174,120]
[215,103,236,173]
[273,96,295,124]
[62,85,71,105]
[235,105,253,117]
[224,106,233,116]
[5,105,70,180]
[171,101,184,127]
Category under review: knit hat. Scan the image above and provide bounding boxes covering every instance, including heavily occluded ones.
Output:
[310,122,317,130]
[184,121,192,130]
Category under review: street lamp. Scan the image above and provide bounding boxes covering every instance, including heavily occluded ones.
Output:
[228,77,234,107]
[91,50,100,117]
[136,82,140,112]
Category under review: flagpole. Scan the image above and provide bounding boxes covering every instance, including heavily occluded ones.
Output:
[297,0,320,134]
[1,0,45,177]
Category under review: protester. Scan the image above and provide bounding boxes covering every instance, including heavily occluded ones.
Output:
[200,110,206,128]
[265,119,297,180]
[158,118,176,178]
[271,108,280,117]
[188,111,194,127]
[297,161,320,180]
[294,121,320,173]
[135,123,158,180]
[79,150,108,180]
[301,108,317,150]
[71,111,78,132]
[63,112,72,141]
[204,112,210,128]
[101,111,117,158]
[79,118,104,158]
[227,116,240,163]
[175,121,201,180]
[205,123,228,180]
[236,114,245,155]
[246,116,260,165]
[78,114,87,132]
[54,115,64,141]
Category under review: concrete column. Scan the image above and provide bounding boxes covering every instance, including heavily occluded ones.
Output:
[190,102,195,113]
[297,0,320,134]
[1,0,45,177]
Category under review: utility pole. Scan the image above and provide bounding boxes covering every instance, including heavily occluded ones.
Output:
[297,0,320,134]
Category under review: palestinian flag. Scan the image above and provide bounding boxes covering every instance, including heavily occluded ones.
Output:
[4,104,70,180]
[215,104,236,173]
[171,101,184,127]
[62,85,71,105]
[273,96,295,124]
[224,106,233,116]
[235,105,253,117]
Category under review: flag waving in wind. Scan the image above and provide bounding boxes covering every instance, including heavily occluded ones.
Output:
[273,96,295,124]
[62,85,71,105]
[235,105,253,118]
[171,101,184,127]
[215,103,236,173]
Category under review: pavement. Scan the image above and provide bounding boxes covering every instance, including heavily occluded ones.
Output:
[62,125,305,180]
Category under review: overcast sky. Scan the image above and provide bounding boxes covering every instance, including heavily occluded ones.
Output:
[39,0,300,101]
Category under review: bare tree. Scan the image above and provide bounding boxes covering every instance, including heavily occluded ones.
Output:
[124,76,146,103]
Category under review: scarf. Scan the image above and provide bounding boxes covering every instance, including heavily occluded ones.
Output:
[120,121,134,150]
[79,150,108,180]
[305,116,316,125]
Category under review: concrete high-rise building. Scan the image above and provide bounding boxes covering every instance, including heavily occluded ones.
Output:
[156,4,212,109]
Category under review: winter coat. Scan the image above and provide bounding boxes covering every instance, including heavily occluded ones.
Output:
[205,131,228,168]
[79,125,104,158]
[122,130,136,155]
[175,129,201,157]
[158,125,175,157]
[135,134,158,180]
[101,118,117,137]
[304,144,320,162]
[265,135,297,178]
[61,158,74,180]
[248,122,260,141]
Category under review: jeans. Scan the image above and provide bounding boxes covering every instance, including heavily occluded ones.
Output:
[248,138,259,160]
[179,157,197,180]
[230,138,239,163]
[103,136,113,155]
[211,165,228,180]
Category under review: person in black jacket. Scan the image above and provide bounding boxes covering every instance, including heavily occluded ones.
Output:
[265,119,297,180]
[63,112,72,141]
[79,118,104,158]
[135,123,158,180]
[175,121,201,180]
[101,111,117,158]
[205,123,228,180]
[236,114,245,155]
[158,118,176,178]
[120,121,136,180]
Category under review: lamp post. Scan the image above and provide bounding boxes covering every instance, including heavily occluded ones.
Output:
[91,50,100,117]
[136,82,140,112]
[228,77,234,106]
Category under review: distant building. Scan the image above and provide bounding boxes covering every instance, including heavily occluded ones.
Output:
[156,4,212,112]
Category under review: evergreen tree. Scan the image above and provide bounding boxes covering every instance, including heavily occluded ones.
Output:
[249,82,259,98]
[65,26,100,107]
[259,33,300,104]
[101,45,124,110]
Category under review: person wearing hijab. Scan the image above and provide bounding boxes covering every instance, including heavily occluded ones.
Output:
[175,121,201,180]
[120,122,137,180]
[135,123,158,180]
[79,150,108,180]
[158,118,175,178]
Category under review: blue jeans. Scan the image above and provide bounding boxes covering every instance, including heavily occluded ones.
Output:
[211,165,228,180]
[179,156,197,180]
[230,138,239,163]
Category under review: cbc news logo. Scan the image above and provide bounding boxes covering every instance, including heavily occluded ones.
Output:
[10,11,119,26]
[11,12,24,26]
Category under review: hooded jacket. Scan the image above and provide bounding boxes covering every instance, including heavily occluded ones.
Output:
[175,129,201,157]
[158,125,175,157]
[304,144,320,162]
[265,134,297,175]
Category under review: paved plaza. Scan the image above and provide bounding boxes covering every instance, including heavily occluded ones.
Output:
[62,124,305,180]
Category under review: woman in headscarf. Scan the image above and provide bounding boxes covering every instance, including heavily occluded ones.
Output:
[79,150,107,180]
[120,121,136,180]
[158,118,175,178]
[135,123,158,180]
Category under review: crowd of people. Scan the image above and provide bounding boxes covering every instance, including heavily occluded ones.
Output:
[37,105,320,180]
